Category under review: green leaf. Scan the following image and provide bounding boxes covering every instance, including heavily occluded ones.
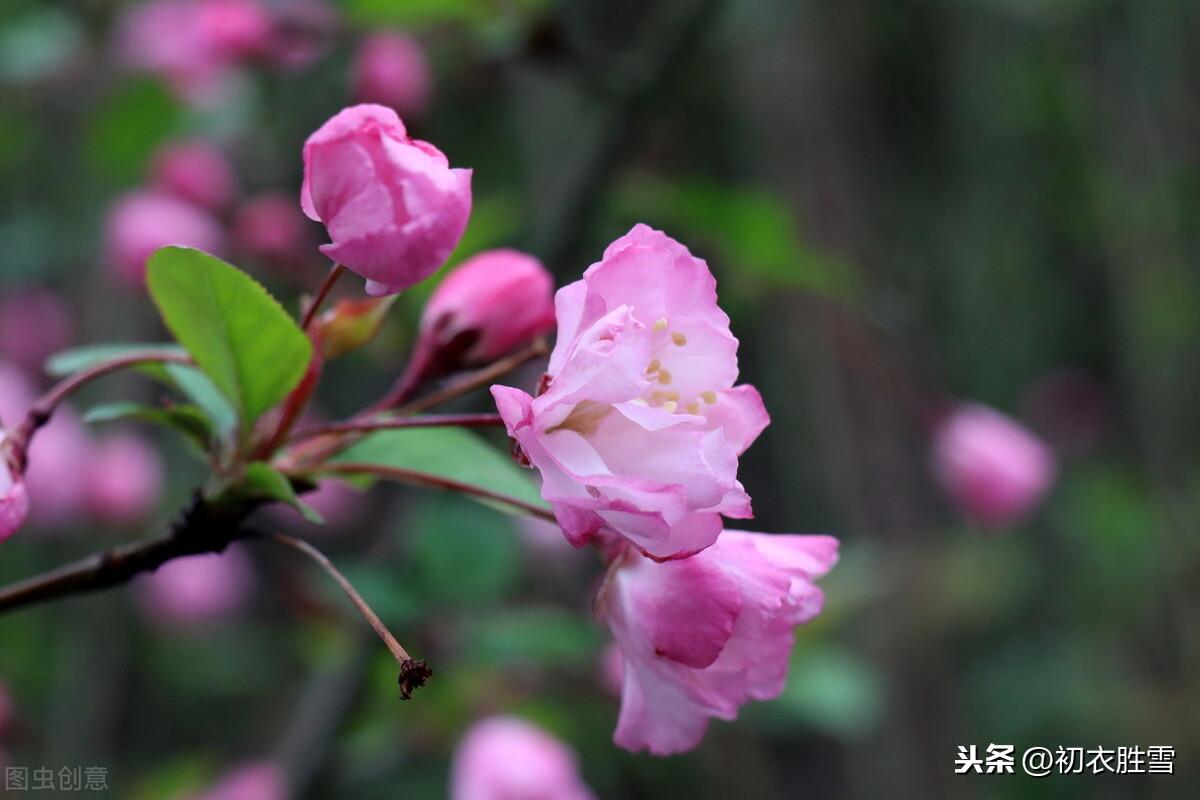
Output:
[161,364,239,445]
[239,462,324,524]
[330,426,547,512]
[83,401,212,452]
[407,496,521,606]
[146,247,312,432]
[45,343,187,377]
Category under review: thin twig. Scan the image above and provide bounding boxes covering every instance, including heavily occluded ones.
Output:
[287,413,504,443]
[314,462,556,522]
[393,338,549,416]
[300,263,347,331]
[264,532,430,699]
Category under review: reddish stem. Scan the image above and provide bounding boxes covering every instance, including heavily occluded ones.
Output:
[300,263,347,331]
[288,413,504,443]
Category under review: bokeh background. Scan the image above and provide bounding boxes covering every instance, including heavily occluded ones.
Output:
[2,0,1199,797]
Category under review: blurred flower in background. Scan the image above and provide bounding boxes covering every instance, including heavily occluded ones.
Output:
[351,32,432,118]
[151,139,238,212]
[233,192,317,274]
[85,433,164,526]
[932,403,1057,527]
[105,190,225,288]
[451,716,594,800]
[0,288,73,374]
[136,548,255,628]
[194,760,287,800]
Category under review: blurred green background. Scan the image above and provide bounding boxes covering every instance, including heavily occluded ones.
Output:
[1,0,1199,797]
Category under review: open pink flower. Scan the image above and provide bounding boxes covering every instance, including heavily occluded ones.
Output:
[492,225,768,560]
[451,716,594,800]
[405,249,556,391]
[351,33,432,117]
[932,403,1056,526]
[86,433,164,525]
[105,190,224,289]
[151,139,237,211]
[301,104,472,296]
[598,531,838,755]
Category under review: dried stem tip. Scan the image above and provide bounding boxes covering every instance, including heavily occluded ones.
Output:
[398,658,432,700]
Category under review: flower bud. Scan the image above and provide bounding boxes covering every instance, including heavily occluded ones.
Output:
[105,191,224,289]
[232,193,314,270]
[86,434,164,525]
[301,104,472,296]
[421,249,555,365]
[351,33,432,118]
[151,138,237,211]
[932,403,1056,526]
[315,296,395,359]
[0,454,29,543]
[451,716,594,800]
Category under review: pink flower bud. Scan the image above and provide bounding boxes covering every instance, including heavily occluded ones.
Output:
[233,193,314,270]
[932,403,1056,526]
[301,104,472,296]
[0,287,73,374]
[196,0,273,62]
[105,191,224,289]
[351,33,432,118]
[421,249,556,366]
[0,459,29,543]
[451,716,594,800]
[137,548,254,628]
[151,139,237,211]
[199,761,287,800]
[86,434,164,525]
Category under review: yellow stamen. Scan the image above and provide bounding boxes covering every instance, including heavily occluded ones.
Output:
[657,369,672,385]
[645,359,661,374]
[664,391,679,402]
[653,318,668,332]
[686,402,701,415]
[663,401,677,413]
[671,332,688,347]
[701,390,718,405]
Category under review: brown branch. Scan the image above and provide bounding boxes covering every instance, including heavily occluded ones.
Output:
[0,494,255,614]
[263,532,430,699]
[314,462,556,522]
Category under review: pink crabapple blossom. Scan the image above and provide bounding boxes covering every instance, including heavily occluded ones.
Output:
[0,454,29,543]
[301,104,472,296]
[451,716,595,800]
[492,224,769,560]
[932,402,1056,527]
[151,139,237,211]
[599,531,838,755]
[105,190,224,289]
[86,433,164,525]
[351,32,433,118]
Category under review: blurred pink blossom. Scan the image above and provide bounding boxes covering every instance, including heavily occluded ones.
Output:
[105,191,224,289]
[0,287,74,373]
[492,225,768,561]
[301,104,472,296]
[260,0,336,70]
[451,716,594,800]
[233,193,314,270]
[86,433,164,525]
[933,403,1056,526]
[351,32,432,117]
[197,761,286,800]
[151,139,237,211]
[599,532,838,755]
[0,362,92,528]
[137,547,254,627]
[0,454,30,543]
